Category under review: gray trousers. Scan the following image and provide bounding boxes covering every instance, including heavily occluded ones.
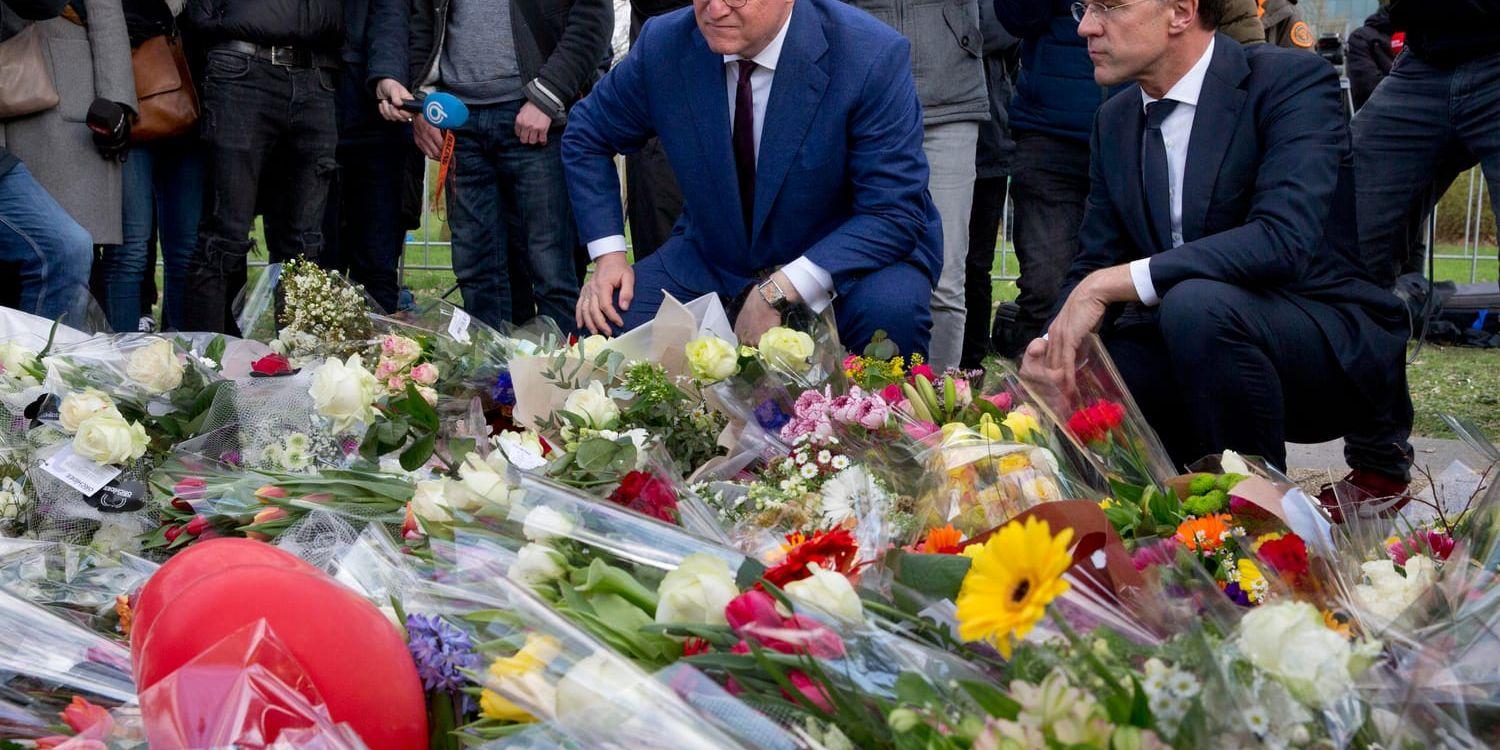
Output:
[923,121,980,371]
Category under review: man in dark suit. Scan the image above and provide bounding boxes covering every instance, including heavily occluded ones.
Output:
[1020,0,1415,503]
[562,0,942,354]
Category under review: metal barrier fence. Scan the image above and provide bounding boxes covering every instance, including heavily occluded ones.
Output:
[260,165,1496,287]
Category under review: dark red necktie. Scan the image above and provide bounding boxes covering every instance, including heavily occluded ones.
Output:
[733,59,758,238]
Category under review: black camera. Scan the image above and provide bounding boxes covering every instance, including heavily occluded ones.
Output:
[1316,32,1345,66]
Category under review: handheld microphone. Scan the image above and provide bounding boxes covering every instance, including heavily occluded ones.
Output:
[398,92,469,130]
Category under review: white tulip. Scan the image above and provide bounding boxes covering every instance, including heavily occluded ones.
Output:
[509,543,566,587]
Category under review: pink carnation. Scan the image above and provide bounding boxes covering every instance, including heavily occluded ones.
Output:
[850,397,890,430]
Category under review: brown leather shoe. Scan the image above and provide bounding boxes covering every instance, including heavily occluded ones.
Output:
[1316,469,1412,524]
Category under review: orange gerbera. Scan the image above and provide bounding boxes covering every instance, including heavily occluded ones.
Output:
[1175,514,1232,552]
[920,525,965,554]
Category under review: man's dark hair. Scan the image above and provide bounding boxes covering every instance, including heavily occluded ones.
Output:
[1195,0,1227,30]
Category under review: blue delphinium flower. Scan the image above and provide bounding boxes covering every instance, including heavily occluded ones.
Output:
[405,613,477,693]
[754,398,789,432]
[491,370,516,406]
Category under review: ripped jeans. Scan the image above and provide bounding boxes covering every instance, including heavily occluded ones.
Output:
[183,49,338,334]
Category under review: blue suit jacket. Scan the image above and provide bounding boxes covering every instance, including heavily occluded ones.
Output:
[1060,35,1409,405]
[561,0,942,299]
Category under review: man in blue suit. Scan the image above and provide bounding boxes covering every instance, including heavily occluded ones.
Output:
[1020,0,1416,506]
[561,0,943,354]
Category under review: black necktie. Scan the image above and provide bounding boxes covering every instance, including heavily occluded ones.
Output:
[733,60,758,239]
[1142,98,1180,252]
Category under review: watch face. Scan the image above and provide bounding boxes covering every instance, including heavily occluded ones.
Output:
[759,281,786,306]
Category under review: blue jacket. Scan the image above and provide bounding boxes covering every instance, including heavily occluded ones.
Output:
[1060,35,1409,408]
[995,0,1104,143]
[561,0,942,297]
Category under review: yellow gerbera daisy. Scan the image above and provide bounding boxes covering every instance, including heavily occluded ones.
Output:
[955,517,1074,657]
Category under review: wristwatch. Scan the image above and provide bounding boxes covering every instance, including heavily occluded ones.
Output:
[757,277,794,314]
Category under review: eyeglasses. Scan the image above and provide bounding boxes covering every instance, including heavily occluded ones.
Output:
[1070,0,1156,23]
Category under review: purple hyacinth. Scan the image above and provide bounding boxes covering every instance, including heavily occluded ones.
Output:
[405,613,478,693]
[491,370,516,406]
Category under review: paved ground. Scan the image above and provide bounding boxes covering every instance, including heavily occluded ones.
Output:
[1286,437,1495,515]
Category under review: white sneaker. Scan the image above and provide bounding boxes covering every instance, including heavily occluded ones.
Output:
[137,316,157,333]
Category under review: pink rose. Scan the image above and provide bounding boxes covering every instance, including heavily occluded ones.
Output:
[983,392,1013,411]
[880,383,904,403]
[387,375,407,393]
[952,378,973,407]
[380,335,421,364]
[374,358,401,380]
[410,362,439,386]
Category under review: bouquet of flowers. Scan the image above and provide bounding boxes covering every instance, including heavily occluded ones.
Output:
[239,259,375,364]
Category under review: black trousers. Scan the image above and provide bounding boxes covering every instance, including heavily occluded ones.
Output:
[1104,279,1413,479]
[961,174,1008,369]
[184,52,338,334]
[1008,130,1091,355]
[318,143,419,314]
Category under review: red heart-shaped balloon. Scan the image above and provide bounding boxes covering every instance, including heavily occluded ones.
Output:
[130,538,320,664]
[134,563,427,749]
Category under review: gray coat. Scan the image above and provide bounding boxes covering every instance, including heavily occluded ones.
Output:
[0,0,136,245]
[843,0,989,125]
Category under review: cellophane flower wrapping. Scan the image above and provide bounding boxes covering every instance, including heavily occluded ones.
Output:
[0,537,156,634]
[138,618,370,749]
[438,475,998,748]
[1021,334,1177,494]
[236,260,375,364]
[331,522,771,750]
[0,584,136,717]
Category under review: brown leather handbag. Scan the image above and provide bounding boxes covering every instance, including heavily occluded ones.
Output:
[0,25,61,120]
[130,33,198,142]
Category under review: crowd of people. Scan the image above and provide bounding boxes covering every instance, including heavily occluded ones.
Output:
[0,0,1496,495]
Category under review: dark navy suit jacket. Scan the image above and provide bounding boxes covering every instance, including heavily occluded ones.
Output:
[560,0,942,300]
[1060,34,1409,405]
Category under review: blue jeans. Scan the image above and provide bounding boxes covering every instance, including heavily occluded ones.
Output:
[0,164,92,322]
[1354,50,1500,289]
[98,140,206,332]
[446,99,579,331]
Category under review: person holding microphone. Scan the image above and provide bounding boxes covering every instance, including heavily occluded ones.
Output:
[367,0,611,332]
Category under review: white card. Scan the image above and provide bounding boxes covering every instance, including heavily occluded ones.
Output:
[449,308,472,344]
[41,444,122,497]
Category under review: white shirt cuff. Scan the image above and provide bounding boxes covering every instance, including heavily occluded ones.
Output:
[587,235,628,261]
[780,257,834,314]
[1129,258,1159,306]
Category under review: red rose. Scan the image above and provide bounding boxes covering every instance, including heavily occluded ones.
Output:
[1067,399,1126,444]
[764,528,859,587]
[607,471,680,524]
[1256,533,1310,584]
[250,353,294,377]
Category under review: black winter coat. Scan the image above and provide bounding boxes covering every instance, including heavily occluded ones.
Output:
[185,0,342,51]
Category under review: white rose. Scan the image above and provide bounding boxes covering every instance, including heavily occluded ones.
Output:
[684,335,739,382]
[1236,601,1361,706]
[758,327,816,374]
[570,334,612,359]
[1353,555,1436,625]
[409,479,453,524]
[447,450,516,511]
[0,342,39,386]
[784,563,864,623]
[522,506,574,543]
[655,553,739,627]
[59,389,119,433]
[554,652,651,738]
[125,338,184,394]
[309,355,380,432]
[563,382,619,429]
[72,412,149,465]
[509,542,566,587]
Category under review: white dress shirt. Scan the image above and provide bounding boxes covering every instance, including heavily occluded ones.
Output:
[1129,37,1216,307]
[585,8,836,313]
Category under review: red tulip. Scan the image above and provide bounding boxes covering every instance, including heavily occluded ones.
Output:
[725,590,783,634]
[254,485,288,503]
[163,525,184,542]
[184,516,210,536]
